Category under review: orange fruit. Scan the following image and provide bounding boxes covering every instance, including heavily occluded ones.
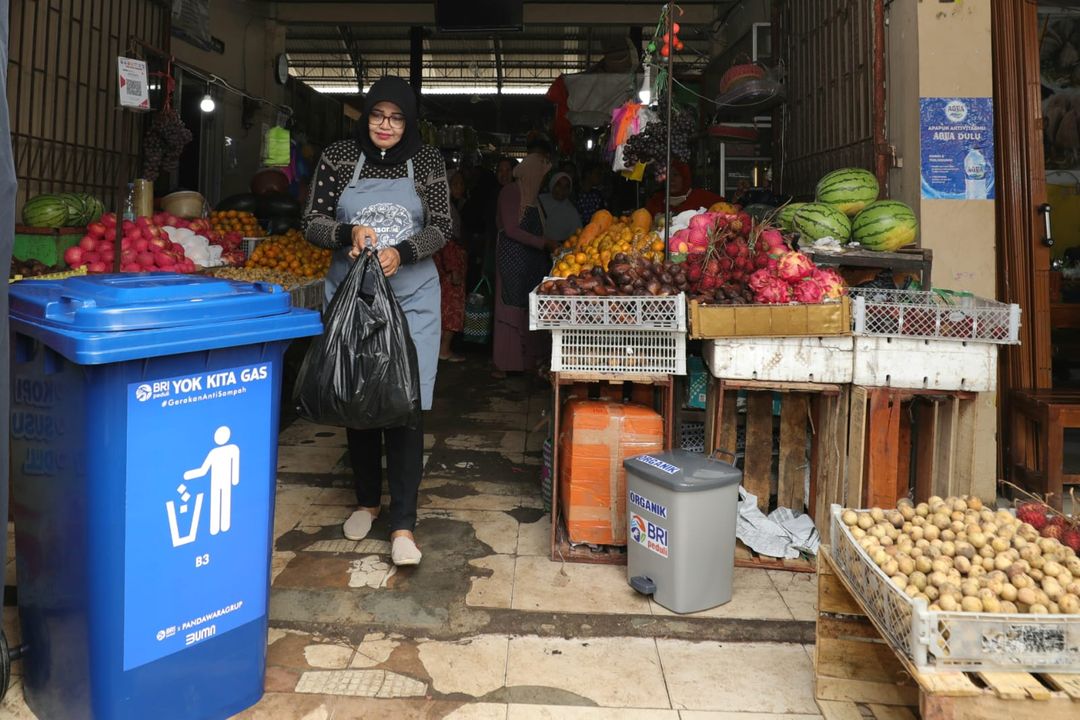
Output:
[709,201,738,214]
[631,208,653,231]
[590,209,614,232]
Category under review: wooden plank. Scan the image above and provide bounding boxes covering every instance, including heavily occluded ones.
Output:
[933,396,960,499]
[1042,673,1080,700]
[818,571,867,615]
[914,398,939,503]
[778,393,810,511]
[914,671,982,697]
[816,675,920,707]
[816,699,865,720]
[976,672,1052,700]
[817,635,912,685]
[744,391,775,511]
[833,386,852,510]
[869,704,918,720]
[896,399,913,502]
[705,377,719,454]
[848,386,869,510]
[717,379,843,393]
[809,394,823,523]
[719,390,738,458]
[921,693,1078,720]
[866,388,903,508]
[817,614,884,642]
[952,394,980,499]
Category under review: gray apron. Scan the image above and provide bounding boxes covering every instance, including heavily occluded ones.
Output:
[326,154,441,410]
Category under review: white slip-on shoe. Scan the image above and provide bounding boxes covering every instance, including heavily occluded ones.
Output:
[343,509,376,541]
[391,535,422,566]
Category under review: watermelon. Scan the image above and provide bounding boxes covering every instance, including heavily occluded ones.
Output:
[21,195,70,228]
[852,200,919,252]
[776,202,807,231]
[792,203,852,243]
[816,168,880,216]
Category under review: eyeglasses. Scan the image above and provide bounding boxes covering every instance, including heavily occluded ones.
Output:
[369,110,406,129]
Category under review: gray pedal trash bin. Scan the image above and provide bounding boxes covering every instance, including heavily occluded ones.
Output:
[623,450,741,614]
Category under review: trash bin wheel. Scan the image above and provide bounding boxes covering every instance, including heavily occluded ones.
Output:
[0,628,9,701]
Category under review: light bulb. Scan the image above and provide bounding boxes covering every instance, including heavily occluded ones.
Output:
[200,93,216,113]
[638,65,653,105]
[586,138,594,150]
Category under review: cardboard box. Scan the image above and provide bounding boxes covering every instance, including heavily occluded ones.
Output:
[688,296,851,339]
[14,225,85,267]
[559,400,664,545]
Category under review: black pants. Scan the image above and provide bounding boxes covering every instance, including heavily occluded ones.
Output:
[346,417,424,533]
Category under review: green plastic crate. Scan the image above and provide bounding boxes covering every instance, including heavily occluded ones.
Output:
[13,226,84,266]
[686,355,707,409]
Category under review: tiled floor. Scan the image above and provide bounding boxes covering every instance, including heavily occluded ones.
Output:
[1,358,820,719]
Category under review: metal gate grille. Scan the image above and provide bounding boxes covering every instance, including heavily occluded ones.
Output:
[776,0,879,197]
[7,0,169,211]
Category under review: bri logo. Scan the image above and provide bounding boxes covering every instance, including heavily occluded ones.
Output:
[630,513,669,558]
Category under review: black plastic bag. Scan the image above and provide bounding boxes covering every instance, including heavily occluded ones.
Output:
[293,251,420,430]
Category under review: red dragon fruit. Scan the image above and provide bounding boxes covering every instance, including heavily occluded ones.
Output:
[748,268,774,293]
[777,251,815,283]
[793,277,826,304]
[689,213,717,234]
[1016,502,1048,531]
[812,268,847,300]
[755,277,793,305]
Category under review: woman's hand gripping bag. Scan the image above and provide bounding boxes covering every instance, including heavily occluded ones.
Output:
[294,251,421,429]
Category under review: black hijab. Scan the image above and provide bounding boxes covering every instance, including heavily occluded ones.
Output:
[358,76,423,166]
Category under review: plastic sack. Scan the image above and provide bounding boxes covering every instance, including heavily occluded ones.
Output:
[293,251,420,429]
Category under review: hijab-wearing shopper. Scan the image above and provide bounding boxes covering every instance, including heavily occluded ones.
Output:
[492,151,556,378]
[538,172,582,244]
[302,76,452,566]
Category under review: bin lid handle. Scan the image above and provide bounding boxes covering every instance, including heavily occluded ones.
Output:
[711,449,737,465]
[44,295,92,322]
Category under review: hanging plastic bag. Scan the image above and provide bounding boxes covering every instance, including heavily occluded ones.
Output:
[293,250,420,429]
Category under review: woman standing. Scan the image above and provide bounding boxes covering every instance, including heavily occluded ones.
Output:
[493,151,557,378]
[302,76,451,567]
[538,172,582,245]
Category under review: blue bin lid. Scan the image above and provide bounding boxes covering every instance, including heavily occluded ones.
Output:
[9,273,323,365]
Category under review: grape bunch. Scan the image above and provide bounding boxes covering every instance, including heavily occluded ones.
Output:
[621,99,696,180]
[142,107,193,180]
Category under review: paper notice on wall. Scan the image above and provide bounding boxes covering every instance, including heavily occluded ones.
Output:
[117,57,150,110]
[920,97,996,201]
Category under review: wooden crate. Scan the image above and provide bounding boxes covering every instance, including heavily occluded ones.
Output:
[705,378,850,546]
[847,386,981,510]
[816,548,1080,720]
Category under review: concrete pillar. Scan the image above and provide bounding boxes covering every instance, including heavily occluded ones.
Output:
[886,0,997,501]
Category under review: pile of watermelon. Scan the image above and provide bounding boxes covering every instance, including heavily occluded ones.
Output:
[779,168,920,253]
[22,193,105,228]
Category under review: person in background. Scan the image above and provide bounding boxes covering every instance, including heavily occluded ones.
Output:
[645,160,725,216]
[575,162,607,223]
[435,170,468,362]
[302,76,450,567]
[538,172,581,245]
[495,156,517,188]
[461,166,500,290]
[493,151,557,379]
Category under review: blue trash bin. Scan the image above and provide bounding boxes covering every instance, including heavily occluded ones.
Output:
[7,273,322,719]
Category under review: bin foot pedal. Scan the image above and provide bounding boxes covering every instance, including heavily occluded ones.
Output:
[630,575,657,596]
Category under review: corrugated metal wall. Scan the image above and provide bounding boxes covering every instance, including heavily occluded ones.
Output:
[7,0,169,210]
[776,0,878,197]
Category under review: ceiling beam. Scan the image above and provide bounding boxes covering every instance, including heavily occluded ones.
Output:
[337,25,364,92]
[276,3,716,26]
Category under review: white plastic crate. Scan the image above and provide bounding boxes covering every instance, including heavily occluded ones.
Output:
[830,506,1080,673]
[852,336,997,391]
[550,328,686,376]
[704,336,853,384]
[529,290,686,331]
[241,236,264,259]
[851,288,1021,344]
[850,288,1020,345]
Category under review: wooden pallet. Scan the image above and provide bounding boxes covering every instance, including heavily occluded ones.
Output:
[734,539,814,573]
[705,378,850,545]
[816,548,1080,720]
[847,386,981,510]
